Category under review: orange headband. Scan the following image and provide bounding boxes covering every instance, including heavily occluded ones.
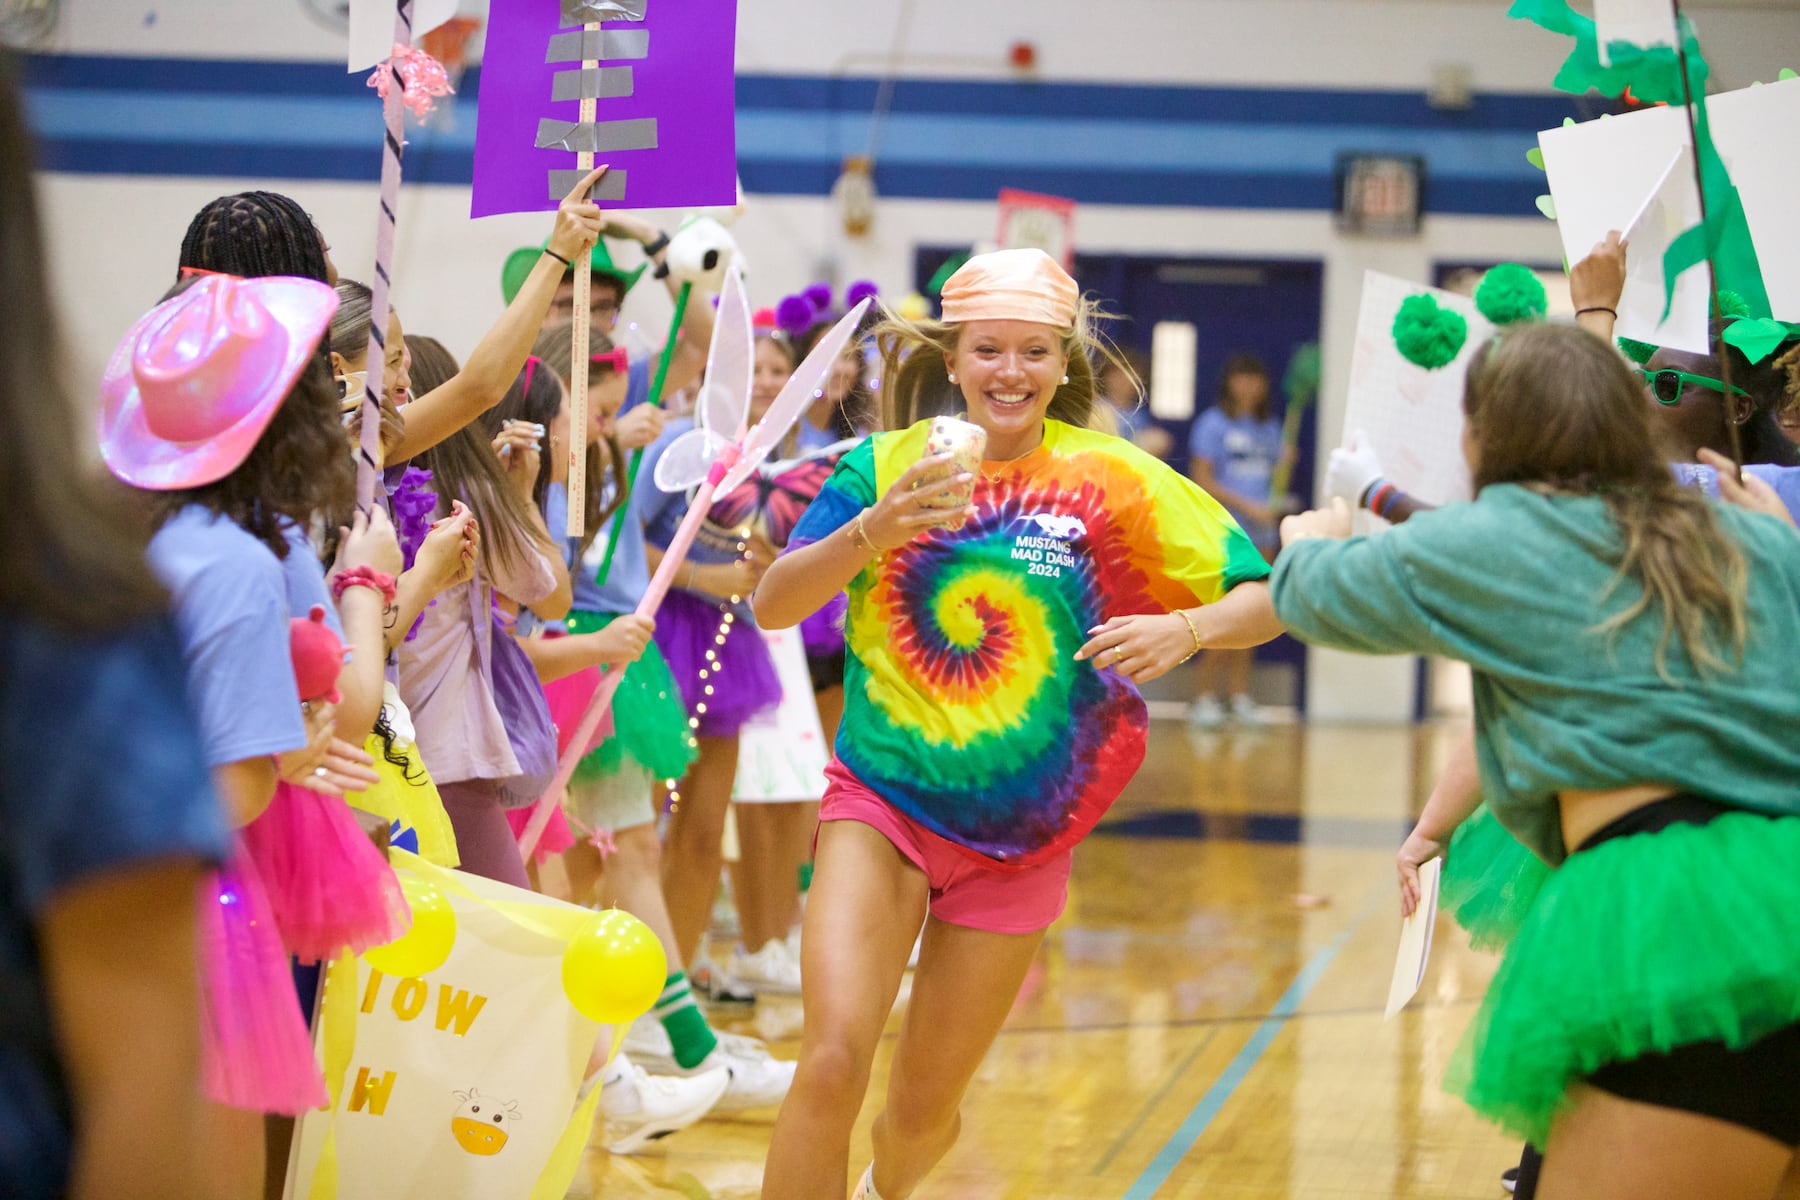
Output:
[939,248,1078,330]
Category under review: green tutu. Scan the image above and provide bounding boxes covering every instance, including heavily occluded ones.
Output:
[1447,810,1800,1148]
[1440,804,1552,953]
[566,609,698,783]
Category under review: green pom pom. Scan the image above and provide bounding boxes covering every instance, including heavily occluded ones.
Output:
[1475,264,1549,326]
[1617,337,1657,366]
[1393,294,1469,370]
[1714,290,1751,320]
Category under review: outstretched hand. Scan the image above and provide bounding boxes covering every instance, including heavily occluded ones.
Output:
[1074,612,1195,684]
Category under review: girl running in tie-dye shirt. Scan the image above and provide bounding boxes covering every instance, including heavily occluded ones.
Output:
[752,249,1283,1200]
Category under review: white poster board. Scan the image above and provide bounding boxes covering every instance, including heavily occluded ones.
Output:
[1341,272,1492,509]
[1539,77,1800,353]
[287,867,602,1200]
[732,625,830,803]
[1592,0,1677,66]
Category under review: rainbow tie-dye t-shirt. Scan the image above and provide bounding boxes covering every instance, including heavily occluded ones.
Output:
[785,418,1271,867]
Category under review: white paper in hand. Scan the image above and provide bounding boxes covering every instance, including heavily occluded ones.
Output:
[1617,145,1712,355]
[1385,856,1442,1020]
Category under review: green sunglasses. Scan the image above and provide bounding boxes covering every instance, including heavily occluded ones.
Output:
[1636,366,1751,406]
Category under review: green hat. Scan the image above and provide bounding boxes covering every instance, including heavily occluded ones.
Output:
[500,239,647,306]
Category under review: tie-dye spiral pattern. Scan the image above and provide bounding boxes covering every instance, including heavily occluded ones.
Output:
[786,418,1269,865]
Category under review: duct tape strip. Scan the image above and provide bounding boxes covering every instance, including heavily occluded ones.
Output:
[552,65,636,101]
[561,0,647,22]
[549,168,627,202]
[535,116,658,153]
[546,28,648,63]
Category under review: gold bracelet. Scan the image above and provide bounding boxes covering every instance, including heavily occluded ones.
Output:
[848,511,890,555]
[1175,608,1203,663]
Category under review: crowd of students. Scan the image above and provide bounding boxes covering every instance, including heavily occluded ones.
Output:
[6,36,1800,1199]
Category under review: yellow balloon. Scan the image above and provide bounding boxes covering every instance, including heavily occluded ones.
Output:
[561,909,667,1025]
[363,875,456,978]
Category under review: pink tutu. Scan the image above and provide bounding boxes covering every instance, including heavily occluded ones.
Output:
[504,802,575,864]
[198,843,328,1114]
[240,780,409,963]
[542,658,616,759]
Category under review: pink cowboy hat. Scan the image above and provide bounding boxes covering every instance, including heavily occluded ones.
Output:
[98,273,339,490]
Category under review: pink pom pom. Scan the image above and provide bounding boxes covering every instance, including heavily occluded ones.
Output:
[367,43,455,123]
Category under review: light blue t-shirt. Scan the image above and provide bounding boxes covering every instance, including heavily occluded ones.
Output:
[147,506,308,765]
[619,358,650,414]
[548,463,656,617]
[1672,462,1800,525]
[797,415,840,453]
[1188,406,1282,548]
[280,520,343,639]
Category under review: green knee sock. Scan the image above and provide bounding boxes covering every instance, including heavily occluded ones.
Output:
[653,972,717,1069]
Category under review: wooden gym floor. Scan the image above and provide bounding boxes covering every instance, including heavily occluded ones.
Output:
[574,720,1517,1199]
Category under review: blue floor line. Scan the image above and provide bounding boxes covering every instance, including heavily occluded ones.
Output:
[1117,915,1365,1199]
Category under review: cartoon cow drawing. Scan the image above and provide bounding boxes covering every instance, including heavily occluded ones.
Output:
[450,1088,521,1156]
[1032,514,1087,541]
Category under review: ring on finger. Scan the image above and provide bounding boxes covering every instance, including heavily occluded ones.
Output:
[314,766,328,779]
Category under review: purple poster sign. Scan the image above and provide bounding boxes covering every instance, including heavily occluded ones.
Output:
[471,0,738,218]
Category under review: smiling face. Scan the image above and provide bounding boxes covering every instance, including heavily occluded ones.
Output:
[946,319,1069,460]
[752,336,795,424]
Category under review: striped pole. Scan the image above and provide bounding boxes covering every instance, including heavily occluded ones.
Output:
[357,0,414,514]
[565,17,601,539]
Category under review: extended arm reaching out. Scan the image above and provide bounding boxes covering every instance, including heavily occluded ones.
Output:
[386,167,608,462]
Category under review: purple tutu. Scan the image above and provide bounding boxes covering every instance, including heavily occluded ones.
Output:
[655,588,781,737]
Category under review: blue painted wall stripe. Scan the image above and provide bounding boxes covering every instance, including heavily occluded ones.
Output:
[17,52,1569,216]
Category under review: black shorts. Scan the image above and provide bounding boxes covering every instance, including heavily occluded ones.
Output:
[1577,793,1800,1147]
[806,649,845,694]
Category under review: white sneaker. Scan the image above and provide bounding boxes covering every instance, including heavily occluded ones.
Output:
[700,1038,796,1113]
[689,954,757,1005]
[728,939,802,995]
[1188,695,1226,728]
[1228,694,1266,727]
[597,1055,729,1155]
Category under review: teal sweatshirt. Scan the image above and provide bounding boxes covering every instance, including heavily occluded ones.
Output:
[1271,484,1800,864]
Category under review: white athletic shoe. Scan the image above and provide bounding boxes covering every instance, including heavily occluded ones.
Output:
[702,1038,796,1113]
[728,939,802,995]
[597,1054,729,1155]
[1229,693,1266,727]
[1188,695,1227,728]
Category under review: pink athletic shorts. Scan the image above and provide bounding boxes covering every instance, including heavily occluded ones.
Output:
[818,759,1073,934]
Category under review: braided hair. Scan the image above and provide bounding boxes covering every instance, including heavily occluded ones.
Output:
[177,191,332,284]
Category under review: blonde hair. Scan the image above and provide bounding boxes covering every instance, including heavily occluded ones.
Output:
[871,297,1137,435]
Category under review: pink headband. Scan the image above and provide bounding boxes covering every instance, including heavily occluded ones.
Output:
[521,354,542,396]
[939,248,1078,330]
[589,347,628,373]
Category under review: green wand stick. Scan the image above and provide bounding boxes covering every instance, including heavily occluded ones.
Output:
[590,280,692,588]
